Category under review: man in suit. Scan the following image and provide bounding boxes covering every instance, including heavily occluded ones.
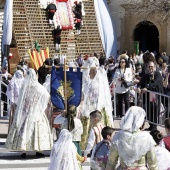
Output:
[138,61,164,130]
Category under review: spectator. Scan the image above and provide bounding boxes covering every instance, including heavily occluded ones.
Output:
[136,51,144,65]
[2,56,8,69]
[2,67,10,80]
[99,53,106,67]
[117,50,129,61]
[161,52,169,64]
[114,56,132,117]
[106,106,158,170]
[76,54,84,67]
[139,52,156,78]
[159,62,168,90]
[138,61,164,130]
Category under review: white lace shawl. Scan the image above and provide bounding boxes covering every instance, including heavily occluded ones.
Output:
[112,106,156,166]
[120,106,146,133]
[6,70,24,104]
[14,68,50,143]
[48,129,80,170]
[81,57,114,126]
[155,146,170,170]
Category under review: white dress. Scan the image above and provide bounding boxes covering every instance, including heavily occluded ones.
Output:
[155,146,170,170]
[80,57,114,126]
[5,69,53,151]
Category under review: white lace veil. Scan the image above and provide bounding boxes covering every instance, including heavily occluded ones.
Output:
[14,68,50,143]
[6,70,24,104]
[81,57,114,126]
[120,106,146,132]
[48,129,79,170]
[112,106,156,166]
[82,57,99,92]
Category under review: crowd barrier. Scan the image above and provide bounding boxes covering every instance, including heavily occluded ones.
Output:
[1,77,169,128]
[112,83,170,127]
[0,77,9,118]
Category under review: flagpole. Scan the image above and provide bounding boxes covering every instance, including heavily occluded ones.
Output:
[64,58,67,111]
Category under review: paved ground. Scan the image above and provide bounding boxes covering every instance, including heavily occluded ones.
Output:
[0,137,90,170]
[0,116,91,170]
[0,116,166,170]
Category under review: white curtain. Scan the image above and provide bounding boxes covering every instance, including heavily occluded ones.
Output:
[94,0,116,58]
[2,0,13,54]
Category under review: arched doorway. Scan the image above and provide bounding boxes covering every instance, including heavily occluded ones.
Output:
[133,21,159,53]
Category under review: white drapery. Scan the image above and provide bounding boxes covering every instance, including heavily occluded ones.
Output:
[94,0,116,58]
[2,0,13,55]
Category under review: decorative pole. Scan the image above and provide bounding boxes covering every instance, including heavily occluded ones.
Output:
[64,58,67,111]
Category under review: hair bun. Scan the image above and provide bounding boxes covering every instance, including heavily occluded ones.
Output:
[157,133,163,140]
[150,129,163,144]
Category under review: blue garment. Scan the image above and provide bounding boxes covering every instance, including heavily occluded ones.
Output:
[2,57,8,69]
[94,140,110,159]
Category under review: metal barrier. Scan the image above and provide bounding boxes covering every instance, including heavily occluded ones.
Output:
[0,77,9,118]
[138,90,169,127]
[112,82,169,127]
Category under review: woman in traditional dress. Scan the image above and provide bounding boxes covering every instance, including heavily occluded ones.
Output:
[6,70,25,129]
[61,105,83,156]
[78,57,114,149]
[48,129,80,170]
[5,68,53,158]
[150,129,170,170]
[106,106,158,170]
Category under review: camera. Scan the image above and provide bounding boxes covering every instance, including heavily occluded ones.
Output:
[120,77,125,82]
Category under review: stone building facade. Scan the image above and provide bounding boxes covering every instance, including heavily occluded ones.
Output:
[108,0,170,56]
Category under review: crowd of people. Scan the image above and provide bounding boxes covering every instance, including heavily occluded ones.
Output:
[1,50,170,170]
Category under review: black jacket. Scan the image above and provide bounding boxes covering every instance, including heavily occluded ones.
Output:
[140,71,164,93]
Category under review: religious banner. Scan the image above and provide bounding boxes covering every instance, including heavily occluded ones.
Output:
[51,66,82,109]
[28,47,49,70]
[55,0,74,30]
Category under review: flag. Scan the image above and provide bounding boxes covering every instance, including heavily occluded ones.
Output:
[51,66,82,109]
[2,0,13,56]
[28,47,49,70]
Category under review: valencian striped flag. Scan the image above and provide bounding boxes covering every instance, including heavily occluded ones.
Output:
[28,47,49,70]
[51,66,82,109]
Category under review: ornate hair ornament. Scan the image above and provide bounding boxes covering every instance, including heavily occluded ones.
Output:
[157,132,163,140]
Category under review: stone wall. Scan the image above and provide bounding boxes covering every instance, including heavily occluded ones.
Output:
[108,0,170,56]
